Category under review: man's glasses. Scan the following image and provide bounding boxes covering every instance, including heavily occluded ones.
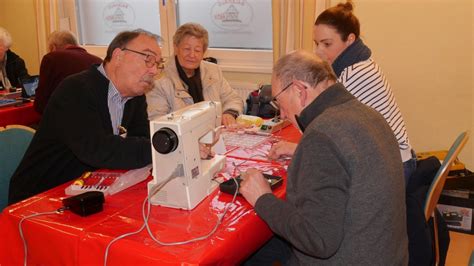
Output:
[121,47,165,70]
[270,82,293,110]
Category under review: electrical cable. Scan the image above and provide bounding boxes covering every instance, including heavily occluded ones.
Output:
[103,173,239,265]
[103,173,175,266]
[19,207,68,266]
[103,197,148,266]
[142,177,238,246]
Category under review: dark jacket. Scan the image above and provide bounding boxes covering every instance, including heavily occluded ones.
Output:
[3,49,30,88]
[34,45,102,114]
[255,83,408,265]
[406,156,450,266]
[9,66,151,204]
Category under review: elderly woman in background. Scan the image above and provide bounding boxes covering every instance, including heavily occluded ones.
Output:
[146,22,243,127]
[0,27,29,90]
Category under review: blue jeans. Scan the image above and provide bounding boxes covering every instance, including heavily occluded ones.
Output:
[243,236,292,266]
[403,150,417,185]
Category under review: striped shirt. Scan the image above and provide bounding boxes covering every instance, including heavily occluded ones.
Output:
[97,64,131,135]
[339,58,412,162]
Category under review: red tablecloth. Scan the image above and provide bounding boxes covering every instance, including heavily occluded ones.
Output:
[0,125,301,265]
[0,102,40,127]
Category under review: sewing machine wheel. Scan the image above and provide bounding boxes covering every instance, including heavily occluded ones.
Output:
[152,127,179,154]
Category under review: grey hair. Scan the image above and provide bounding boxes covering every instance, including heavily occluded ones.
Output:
[132,28,162,45]
[48,30,78,49]
[0,27,13,48]
[273,50,337,88]
[173,23,209,52]
[104,28,162,63]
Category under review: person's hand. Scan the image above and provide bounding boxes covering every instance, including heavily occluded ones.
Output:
[199,143,214,159]
[239,168,272,207]
[268,141,297,160]
[221,113,237,127]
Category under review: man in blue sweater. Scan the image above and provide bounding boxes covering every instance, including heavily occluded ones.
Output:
[241,50,408,265]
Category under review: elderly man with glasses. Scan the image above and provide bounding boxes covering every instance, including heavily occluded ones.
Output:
[9,29,163,205]
[240,50,408,265]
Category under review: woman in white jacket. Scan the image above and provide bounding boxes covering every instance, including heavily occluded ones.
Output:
[146,23,243,127]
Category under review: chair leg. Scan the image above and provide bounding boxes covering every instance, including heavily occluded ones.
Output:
[433,214,440,266]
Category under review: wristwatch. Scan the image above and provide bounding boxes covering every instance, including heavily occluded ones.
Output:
[223,109,239,119]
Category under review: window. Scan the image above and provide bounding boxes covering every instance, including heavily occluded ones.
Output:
[176,0,272,50]
[60,0,273,73]
[76,0,161,46]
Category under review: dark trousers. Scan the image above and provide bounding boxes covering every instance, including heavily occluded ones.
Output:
[403,149,417,185]
[244,236,292,266]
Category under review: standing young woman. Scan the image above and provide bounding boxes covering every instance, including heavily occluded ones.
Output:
[313,1,416,181]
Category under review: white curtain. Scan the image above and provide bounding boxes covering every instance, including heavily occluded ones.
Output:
[272,0,329,63]
[34,0,60,58]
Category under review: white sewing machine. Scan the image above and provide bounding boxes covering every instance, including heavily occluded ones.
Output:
[147,101,226,210]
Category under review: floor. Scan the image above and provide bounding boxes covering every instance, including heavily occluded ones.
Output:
[445,231,474,265]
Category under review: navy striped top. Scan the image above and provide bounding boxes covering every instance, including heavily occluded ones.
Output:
[339,58,412,162]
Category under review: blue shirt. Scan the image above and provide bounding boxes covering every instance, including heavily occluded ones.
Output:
[97,64,131,135]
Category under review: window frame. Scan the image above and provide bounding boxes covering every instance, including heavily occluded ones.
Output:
[58,0,273,74]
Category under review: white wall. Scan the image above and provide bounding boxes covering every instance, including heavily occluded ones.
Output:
[0,0,39,74]
[334,0,473,168]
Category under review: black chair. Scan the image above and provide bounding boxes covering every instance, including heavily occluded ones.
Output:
[407,131,470,266]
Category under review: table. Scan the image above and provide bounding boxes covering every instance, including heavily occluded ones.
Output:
[0,126,301,265]
[0,102,40,127]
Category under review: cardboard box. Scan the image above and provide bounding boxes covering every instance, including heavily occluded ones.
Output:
[437,174,474,234]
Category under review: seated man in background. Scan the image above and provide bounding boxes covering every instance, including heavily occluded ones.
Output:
[34,30,102,114]
[146,22,243,127]
[240,50,408,265]
[8,29,162,205]
[0,27,29,90]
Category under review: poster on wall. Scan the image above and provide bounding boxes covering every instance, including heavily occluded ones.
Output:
[77,0,161,46]
[177,0,272,50]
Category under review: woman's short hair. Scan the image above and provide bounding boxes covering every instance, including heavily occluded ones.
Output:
[273,50,337,88]
[0,27,13,48]
[315,0,360,41]
[173,23,209,52]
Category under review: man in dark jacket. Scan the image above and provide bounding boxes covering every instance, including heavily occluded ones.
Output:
[0,27,29,89]
[9,29,162,204]
[34,30,102,114]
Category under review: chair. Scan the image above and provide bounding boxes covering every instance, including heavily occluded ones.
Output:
[423,131,470,266]
[0,125,35,211]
